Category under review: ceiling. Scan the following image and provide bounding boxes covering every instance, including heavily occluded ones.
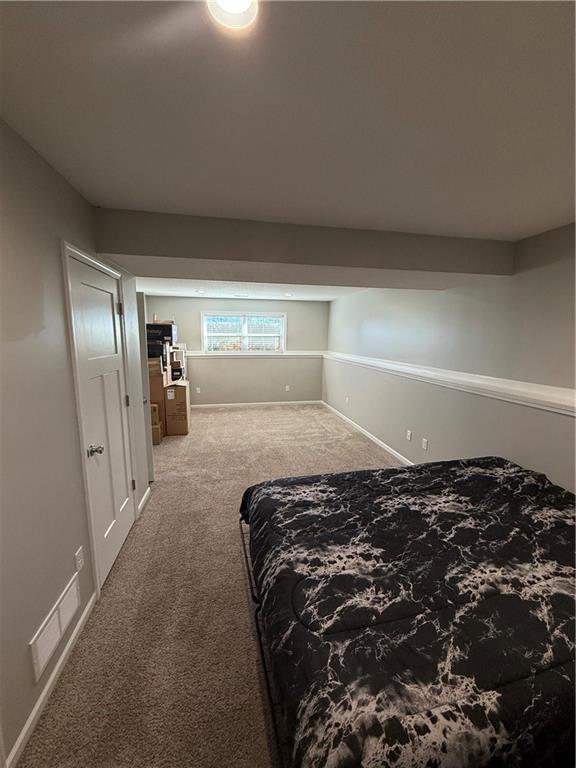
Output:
[1,1,573,241]
[135,277,360,302]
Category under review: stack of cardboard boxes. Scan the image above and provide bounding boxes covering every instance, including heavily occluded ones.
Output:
[148,358,169,444]
[147,320,190,444]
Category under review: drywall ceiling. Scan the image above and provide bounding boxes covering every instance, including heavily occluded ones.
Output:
[1,1,573,241]
[135,277,360,301]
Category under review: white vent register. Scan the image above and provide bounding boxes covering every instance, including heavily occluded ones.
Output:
[29,573,80,681]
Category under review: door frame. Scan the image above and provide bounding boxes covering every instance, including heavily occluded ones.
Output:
[62,241,136,596]
[137,292,155,484]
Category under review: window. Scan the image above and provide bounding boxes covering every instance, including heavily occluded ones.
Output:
[202,312,286,353]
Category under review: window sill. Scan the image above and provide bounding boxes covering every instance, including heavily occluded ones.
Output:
[186,351,324,359]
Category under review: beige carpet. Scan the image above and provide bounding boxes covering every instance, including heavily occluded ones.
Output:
[18,404,398,768]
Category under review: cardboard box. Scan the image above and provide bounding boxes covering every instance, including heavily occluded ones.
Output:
[151,421,164,445]
[148,358,164,374]
[164,380,190,436]
[149,370,169,430]
[149,367,167,387]
[150,403,160,425]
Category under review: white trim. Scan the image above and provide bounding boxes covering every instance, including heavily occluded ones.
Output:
[61,243,103,597]
[322,402,413,466]
[137,486,152,516]
[118,273,143,528]
[65,242,122,279]
[62,242,138,594]
[6,595,96,768]
[324,352,576,417]
[187,350,574,415]
[190,400,323,408]
[187,351,323,359]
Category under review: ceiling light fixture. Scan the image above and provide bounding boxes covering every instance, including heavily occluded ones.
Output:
[207,0,258,30]
[284,292,293,297]
[233,293,250,298]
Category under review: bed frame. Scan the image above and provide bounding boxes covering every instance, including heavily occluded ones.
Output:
[239,518,291,768]
[238,461,576,768]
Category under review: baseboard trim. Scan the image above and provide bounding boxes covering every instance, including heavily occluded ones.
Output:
[137,486,151,516]
[322,401,413,466]
[6,593,97,768]
[190,400,323,409]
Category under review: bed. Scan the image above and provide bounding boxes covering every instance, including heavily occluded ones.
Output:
[239,456,575,768]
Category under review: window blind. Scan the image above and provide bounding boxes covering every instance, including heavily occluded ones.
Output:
[202,313,286,353]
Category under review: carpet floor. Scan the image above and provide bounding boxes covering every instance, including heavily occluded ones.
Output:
[18,404,398,768]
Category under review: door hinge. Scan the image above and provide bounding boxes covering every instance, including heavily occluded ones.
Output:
[131,479,136,491]
[125,394,130,406]
[117,301,124,316]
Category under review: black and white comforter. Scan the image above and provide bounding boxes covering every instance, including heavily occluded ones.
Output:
[240,457,575,768]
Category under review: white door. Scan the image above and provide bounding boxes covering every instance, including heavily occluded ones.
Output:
[67,252,136,587]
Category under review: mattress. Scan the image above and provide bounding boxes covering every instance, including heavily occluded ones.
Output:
[240,457,575,768]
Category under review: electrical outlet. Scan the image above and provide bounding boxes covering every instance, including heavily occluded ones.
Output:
[422,438,429,451]
[195,387,201,394]
[285,384,290,392]
[345,395,350,405]
[74,546,84,571]
[406,430,412,441]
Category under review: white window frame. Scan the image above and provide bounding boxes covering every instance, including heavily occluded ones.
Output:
[201,310,287,354]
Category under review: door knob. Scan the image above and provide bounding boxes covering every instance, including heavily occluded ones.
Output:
[87,444,105,457]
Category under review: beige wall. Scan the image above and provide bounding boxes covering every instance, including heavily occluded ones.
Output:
[323,358,575,491]
[0,121,96,753]
[146,296,327,404]
[328,224,575,388]
[189,356,323,405]
[145,295,329,351]
[324,224,575,490]
[96,207,515,275]
[510,225,575,388]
